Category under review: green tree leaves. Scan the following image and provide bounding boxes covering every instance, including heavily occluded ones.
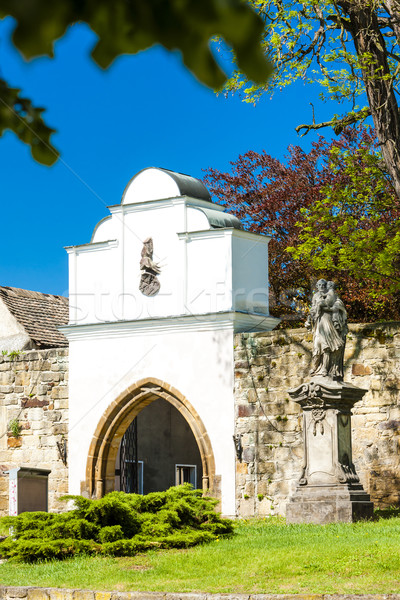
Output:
[0,79,59,165]
[204,126,400,321]
[289,137,400,299]
[222,1,400,198]
[0,0,272,164]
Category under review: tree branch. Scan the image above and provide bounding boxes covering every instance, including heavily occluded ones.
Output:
[295,107,371,137]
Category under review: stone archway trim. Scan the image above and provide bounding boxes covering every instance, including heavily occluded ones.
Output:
[84,377,216,500]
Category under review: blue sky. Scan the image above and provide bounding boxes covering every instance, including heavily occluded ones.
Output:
[0,17,339,296]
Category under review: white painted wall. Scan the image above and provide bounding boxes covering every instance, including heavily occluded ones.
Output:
[0,299,31,352]
[63,168,279,516]
[66,320,236,515]
[67,170,273,327]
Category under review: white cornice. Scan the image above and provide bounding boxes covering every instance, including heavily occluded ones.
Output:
[231,228,272,242]
[177,229,228,241]
[59,311,280,341]
[107,195,221,215]
[65,240,118,254]
[177,228,271,243]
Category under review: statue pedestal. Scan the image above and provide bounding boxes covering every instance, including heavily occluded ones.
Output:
[286,377,374,524]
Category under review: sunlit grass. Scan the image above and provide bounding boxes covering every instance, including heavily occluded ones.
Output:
[1,517,400,593]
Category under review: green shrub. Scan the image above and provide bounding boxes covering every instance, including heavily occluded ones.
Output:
[98,525,124,543]
[0,537,99,563]
[100,538,155,556]
[0,484,234,563]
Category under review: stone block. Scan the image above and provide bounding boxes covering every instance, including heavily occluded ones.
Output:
[7,437,22,448]
[52,423,68,435]
[0,386,13,394]
[0,372,15,385]
[243,447,255,463]
[28,407,45,421]
[286,497,374,524]
[166,595,206,600]
[238,497,255,517]
[247,389,257,403]
[211,596,249,600]
[72,592,95,600]
[94,593,112,600]
[242,433,256,446]
[236,462,248,474]
[6,588,31,598]
[27,590,49,600]
[237,404,256,418]
[15,372,31,386]
[54,396,69,409]
[49,590,74,600]
[128,594,165,600]
[46,411,62,423]
[41,372,60,383]
[51,387,69,400]
[30,422,44,431]
[38,361,52,370]
[21,398,49,409]
[352,363,372,376]
[268,480,290,496]
[257,461,276,476]
[37,384,50,395]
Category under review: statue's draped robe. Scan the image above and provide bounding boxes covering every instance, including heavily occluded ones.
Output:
[310,291,347,378]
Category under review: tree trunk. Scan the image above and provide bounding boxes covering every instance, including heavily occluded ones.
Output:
[385,0,400,45]
[338,0,400,198]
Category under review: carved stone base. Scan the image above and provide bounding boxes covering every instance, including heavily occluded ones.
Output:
[286,376,374,524]
[286,484,374,524]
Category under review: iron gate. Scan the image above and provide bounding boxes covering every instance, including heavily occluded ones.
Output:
[119,419,139,493]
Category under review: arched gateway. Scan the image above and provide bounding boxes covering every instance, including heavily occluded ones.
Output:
[60,168,278,516]
[85,378,215,499]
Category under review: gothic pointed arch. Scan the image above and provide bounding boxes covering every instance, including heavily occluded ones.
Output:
[84,377,216,499]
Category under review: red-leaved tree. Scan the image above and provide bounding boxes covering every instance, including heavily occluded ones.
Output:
[203,127,400,323]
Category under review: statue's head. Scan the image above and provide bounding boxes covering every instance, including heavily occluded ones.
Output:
[316,279,327,292]
[142,237,153,256]
[327,281,336,290]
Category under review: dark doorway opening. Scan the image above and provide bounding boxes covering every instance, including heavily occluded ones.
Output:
[116,398,203,494]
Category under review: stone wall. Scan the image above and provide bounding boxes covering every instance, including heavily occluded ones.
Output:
[234,322,400,517]
[0,323,399,519]
[1,588,392,600]
[0,349,68,515]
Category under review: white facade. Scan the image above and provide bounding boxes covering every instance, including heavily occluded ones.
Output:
[61,167,279,516]
[0,300,30,352]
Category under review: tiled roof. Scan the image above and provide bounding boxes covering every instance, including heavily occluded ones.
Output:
[0,286,69,348]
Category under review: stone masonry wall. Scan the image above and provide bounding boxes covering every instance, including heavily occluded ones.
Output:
[0,588,392,600]
[0,349,68,515]
[234,322,400,517]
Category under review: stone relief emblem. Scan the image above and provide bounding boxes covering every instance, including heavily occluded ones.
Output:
[305,279,348,380]
[139,237,161,297]
[311,406,325,436]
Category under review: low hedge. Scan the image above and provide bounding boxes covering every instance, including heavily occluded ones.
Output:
[0,484,234,562]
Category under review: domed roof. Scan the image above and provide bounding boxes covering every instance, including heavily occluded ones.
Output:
[122,167,211,204]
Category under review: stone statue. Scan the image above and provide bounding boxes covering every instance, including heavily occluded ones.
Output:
[287,280,373,524]
[305,279,348,380]
[139,237,161,297]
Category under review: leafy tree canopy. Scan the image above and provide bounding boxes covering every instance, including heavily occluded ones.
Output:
[203,126,400,323]
[222,0,400,198]
[0,0,272,165]
[288,131,400,303]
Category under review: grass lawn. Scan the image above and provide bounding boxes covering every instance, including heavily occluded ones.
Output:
[1,517,400,594]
